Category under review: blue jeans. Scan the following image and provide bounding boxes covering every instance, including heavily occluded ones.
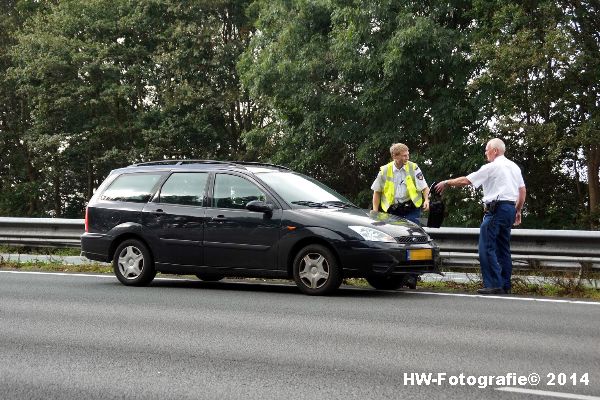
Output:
[389,207,422,225]
[478,203,516,290]
[402,208,422,225]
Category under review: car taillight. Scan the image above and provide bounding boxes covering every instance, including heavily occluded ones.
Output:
[85,207,89,233]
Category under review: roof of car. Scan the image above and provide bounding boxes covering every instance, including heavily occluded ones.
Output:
[113,160,290,174]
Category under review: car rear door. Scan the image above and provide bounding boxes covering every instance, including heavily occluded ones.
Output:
[204,172,282,270]
[143,172,209,267]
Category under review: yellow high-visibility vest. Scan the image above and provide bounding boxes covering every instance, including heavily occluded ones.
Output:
[380,161,423,212]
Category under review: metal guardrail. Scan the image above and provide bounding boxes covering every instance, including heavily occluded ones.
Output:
[0,217,598,270]
[424,227,600,271]
[0,217,83,248]
[424,227,600,257]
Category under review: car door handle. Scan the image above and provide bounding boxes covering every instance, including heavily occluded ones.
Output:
[211,215,227,222]
[152,209,164,214]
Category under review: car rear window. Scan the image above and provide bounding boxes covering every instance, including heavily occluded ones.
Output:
[100,173,163,203]
[159,173,208,206]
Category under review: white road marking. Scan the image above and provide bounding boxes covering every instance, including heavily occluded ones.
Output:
[1,270,599,305]
[0,270,180,281]
[496,387,600,399]
[405,290,600,305]
[0,270,114,278]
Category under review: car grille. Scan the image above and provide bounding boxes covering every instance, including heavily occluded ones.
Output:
[396,236,429,244]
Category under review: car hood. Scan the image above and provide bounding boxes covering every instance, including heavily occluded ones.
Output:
[294,207,428,238]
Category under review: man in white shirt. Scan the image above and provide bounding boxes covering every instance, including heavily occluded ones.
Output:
[434,138,526,295]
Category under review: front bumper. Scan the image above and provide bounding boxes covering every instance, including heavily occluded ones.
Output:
[337,240,441,278]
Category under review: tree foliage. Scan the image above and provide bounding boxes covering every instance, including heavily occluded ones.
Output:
[470,0,599,228]
[3,0,257,217]
[240,0,484,224]
[0,0,598,228]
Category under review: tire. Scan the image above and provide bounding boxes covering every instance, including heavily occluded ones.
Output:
[195,273,224,282]
[293,244,342,295]
[366,275,404,290]
[113,239,156,286]
[403,274,418,289]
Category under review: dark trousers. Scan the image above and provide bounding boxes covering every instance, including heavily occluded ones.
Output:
[478,203,516,290]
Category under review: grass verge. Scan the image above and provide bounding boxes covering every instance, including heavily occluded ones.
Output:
[345,276,600,300]
[0,260,112,274]
[1,261,598,300]
[0,245,81,256]
[417,280,600,300]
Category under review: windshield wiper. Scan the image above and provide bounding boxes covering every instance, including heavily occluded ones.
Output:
[291,201,328,208]
[291,200,359,209]
[321,200,360,209]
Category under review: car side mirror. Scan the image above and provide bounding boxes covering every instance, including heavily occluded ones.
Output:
[246,200,274,213]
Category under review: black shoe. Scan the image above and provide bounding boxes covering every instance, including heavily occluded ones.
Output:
[477,287,504,295]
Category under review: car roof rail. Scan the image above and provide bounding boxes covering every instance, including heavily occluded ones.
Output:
[131,160,229,167]
[230,161,290,171]
[131,159,290,170]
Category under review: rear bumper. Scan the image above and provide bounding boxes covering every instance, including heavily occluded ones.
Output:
[80,233,112,262]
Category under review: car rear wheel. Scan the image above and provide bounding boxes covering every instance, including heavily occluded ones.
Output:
[366,275,404,290]
[113,239,156,286]
[195,273,224,282]
[293,244,342,295]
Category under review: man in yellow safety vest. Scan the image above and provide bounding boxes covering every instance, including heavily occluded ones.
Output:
[371,143,430,224]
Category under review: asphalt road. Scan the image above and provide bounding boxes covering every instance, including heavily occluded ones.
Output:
[1,271,599,400]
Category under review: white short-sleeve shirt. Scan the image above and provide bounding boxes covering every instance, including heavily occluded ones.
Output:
[466,155,525,204]
[371,163,428,203]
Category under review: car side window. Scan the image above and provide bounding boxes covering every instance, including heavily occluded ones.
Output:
[100,173,163,203]
[159,173,208,206]
[213,174,266,209]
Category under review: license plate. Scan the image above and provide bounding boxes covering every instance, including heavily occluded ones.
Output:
[407,249,432,261]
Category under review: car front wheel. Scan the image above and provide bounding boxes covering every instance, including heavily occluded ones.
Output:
[113,239,156,286]
[293,244,342,295]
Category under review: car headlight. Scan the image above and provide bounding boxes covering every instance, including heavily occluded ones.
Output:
[348,226,396,242]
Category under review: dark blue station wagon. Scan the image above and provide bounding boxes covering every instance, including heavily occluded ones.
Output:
[81,160,441,295]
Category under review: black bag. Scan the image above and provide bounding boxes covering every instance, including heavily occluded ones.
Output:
[389,201,416,216]
[427,182,445,228]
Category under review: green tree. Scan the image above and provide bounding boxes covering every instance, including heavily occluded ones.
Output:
[8,0,157,216]
[144,0,261,161]
[471,0,599,228]
[4,0,597,229]
[240,0,483,224]
[0,0,50,216]
[6,0,259,217]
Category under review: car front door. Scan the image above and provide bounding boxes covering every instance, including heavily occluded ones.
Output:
[143,172,208,267]
[204,173,282,270]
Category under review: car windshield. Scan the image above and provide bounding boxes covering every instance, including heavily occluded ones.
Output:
[255,171,356,208]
